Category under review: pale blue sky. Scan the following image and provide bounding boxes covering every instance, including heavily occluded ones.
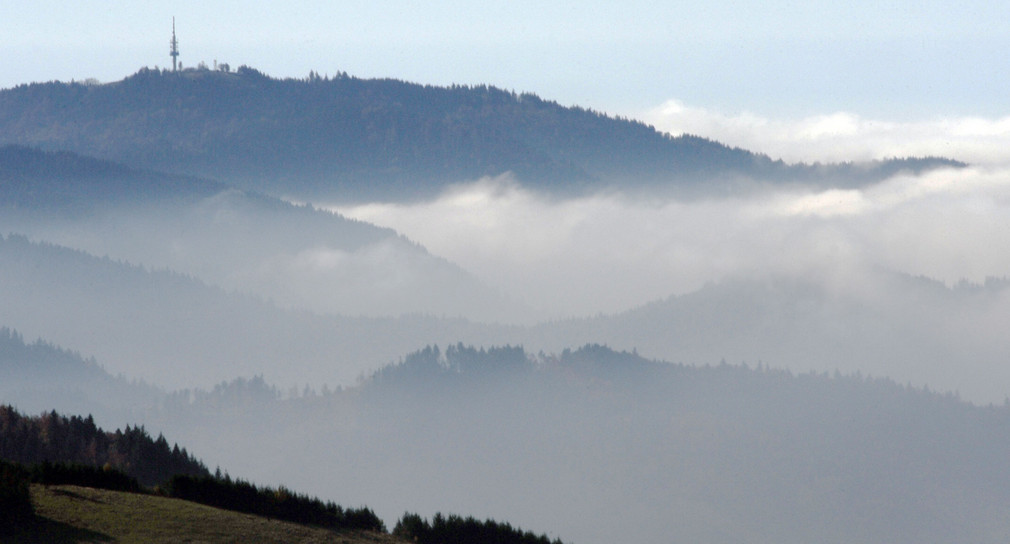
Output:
[2,1,1008,120]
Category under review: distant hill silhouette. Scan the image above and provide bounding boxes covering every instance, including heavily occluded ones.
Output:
[146,343,1010,544]
[528,273,1010,404]
[0,67,964,202]
[0,145,225,212]
[0,324,164,423]
[0,234,511,389]
[0,147,527,322]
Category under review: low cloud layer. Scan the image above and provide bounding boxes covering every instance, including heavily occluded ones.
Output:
[642,100,1010,167]
[337,164,1010,321]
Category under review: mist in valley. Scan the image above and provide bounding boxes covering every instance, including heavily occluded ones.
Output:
[332,160,1010,403]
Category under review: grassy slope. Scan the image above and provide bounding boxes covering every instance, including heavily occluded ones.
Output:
[8,484,404,544]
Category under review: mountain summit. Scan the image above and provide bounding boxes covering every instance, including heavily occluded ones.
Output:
[0,67,963,202]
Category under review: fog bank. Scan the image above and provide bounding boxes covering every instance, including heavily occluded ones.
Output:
[336,165,1010,320]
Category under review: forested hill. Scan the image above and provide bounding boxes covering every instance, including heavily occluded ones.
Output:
[152,343,1010,544]
[0,67,963,202]
[0,405,208,487]
[0,145,225,210]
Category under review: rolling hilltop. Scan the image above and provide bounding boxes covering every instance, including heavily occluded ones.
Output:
[0,146,527,323]
[0,66,962,202]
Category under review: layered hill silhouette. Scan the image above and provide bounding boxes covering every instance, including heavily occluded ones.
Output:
[529,274,1010,403]
[0,67,963,202]
[140,344,1010,544]
[0,144,225,209]
[0,146,526,322]
[6,330,1010,544]
[6,223,1010,403]
[0,235,508,390]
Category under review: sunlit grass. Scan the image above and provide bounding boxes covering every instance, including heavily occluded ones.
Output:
[8,484,402,544]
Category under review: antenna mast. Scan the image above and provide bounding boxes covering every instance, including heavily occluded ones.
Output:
[170,17,180,71]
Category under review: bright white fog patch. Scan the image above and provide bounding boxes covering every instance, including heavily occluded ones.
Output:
[336,168,1010,320]
[337,176,757,318]
[760,166,1007,218]
[760,167,1010,285]
[643,99,1010,166]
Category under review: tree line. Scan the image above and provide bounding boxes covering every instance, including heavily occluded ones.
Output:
[393,512,564,544]
[0,405,208,486]
[165,473,386,532]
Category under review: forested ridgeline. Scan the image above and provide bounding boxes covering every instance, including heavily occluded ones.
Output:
[394,513,564,544]
[0,405,208,487]
[0,326,116,385]
[0,67,964,201]
[166,474,386,532]
[0,144,223,209]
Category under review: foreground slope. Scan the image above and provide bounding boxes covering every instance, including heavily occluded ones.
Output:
[0,68,962,202]
[10,485,402,544]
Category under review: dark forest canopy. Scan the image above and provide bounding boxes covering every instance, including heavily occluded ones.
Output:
[0,144,226,210]
[0,405,208,487]
[0,66,965,202]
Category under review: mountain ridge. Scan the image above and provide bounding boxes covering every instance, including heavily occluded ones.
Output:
[0,146,529,323]
[0,66,965,202]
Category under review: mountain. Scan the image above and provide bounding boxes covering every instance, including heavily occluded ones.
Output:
[0,236,512,389]
[137,344,1010,544]
[0,146,525,321]
[7,223,1010,401]
[0,67,964,202]
[0,144,224,210]
[528,273,1010,404]
[0,327,165,424]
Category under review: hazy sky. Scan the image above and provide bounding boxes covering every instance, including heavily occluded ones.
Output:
[3,0,1009,123]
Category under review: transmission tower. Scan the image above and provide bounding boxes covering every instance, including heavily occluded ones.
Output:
[170,17,180,71]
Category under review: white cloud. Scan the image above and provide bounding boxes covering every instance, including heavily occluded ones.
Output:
[334,164,1010,321]
[642,99,1010,167]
